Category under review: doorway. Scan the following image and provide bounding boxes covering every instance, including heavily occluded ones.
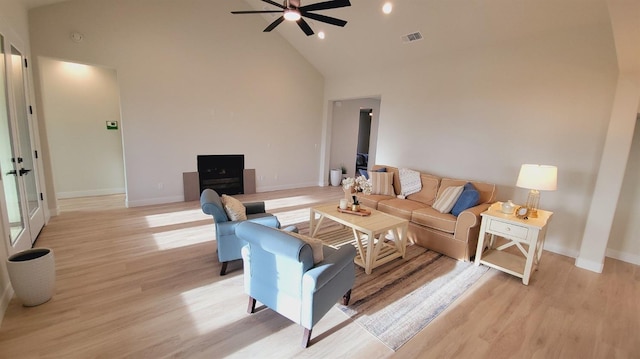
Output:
[39,58,125,201]
[355,109,372,176]
[327,98,380,180]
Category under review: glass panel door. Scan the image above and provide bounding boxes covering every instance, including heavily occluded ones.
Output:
[0,35,27,247]
[10,45,44,244]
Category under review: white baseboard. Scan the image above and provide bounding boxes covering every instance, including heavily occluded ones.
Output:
[0,284,14,327]
[256,181,319,193]
[543,242,579,259]
[126,195,184,208]
[57,188,125,199]
[575,257,604,273]
[605,248,640,266]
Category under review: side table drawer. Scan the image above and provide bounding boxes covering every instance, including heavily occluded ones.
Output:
[488,219,528,240]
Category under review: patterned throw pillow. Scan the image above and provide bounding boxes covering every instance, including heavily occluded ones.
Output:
[370,171,394,196]
[221,194,247,221]
[432,185,464,213]
[287,231,324,264]
[399,168,422,196]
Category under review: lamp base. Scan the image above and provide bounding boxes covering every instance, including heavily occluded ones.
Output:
[525,189,540,219]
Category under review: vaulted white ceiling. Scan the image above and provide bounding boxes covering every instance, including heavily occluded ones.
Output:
[237,0,635,81]
[16,0,640,82]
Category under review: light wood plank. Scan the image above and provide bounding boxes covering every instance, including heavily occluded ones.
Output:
[0,186,638,358]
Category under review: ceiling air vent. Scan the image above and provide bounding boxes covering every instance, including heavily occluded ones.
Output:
[401,32,423,44]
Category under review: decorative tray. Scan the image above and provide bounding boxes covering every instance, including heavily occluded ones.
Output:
[337,206,372,216]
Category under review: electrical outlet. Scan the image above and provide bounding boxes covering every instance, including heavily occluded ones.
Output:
[157,182,163,190]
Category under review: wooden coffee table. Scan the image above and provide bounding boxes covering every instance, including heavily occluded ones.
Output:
[309,203,409,274]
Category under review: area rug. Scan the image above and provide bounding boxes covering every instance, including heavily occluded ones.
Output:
[335,244,489,351]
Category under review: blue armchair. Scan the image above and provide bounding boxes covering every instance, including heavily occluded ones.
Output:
[236,221,356,348]
[200,189,281,275]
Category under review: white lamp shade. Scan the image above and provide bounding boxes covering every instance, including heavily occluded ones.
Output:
[516,164,558,191]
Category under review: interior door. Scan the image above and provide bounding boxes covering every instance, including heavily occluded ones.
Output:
[10,44,45,244]
[0,35,30,253]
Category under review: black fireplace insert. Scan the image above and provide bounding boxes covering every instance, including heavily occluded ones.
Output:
[197,154,244,195]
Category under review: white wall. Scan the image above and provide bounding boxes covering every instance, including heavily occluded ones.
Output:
[608,118,640,264]
[39,57,125,198]
[28,0,325,207]
[323,2,619,258]
[329,98,380,180]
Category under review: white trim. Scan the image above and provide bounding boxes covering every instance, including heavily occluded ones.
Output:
[56,188,125,199]
[575,257,604,273]
[605,248,640,266]
[256,181,318,193]
[543,242,579,259]
[126,195,184,208]
[0,284,14,327]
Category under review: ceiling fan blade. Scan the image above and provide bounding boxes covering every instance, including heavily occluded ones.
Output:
[260,0,286,9]
[300,0,351,12]
[264,16,285,32]
[231,10,283,14]
[301,11,347,27]
[296,18,314,36]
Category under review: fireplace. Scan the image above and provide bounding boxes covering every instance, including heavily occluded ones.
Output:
[197,155,244,195]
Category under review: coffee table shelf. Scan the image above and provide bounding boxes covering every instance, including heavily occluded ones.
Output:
[310,203,409,274]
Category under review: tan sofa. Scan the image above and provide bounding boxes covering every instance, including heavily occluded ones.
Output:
[358,165,496,261]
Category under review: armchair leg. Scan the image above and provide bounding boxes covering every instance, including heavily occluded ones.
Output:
[247,296,257,314]
[302,327,312,348]
[342,289,352,306]
[220,262,228,276]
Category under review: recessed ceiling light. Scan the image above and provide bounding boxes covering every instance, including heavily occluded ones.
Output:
[382,2,393,14]
[318,31,325,39]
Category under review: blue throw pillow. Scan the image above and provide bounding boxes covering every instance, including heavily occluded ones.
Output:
[451,182,480,216]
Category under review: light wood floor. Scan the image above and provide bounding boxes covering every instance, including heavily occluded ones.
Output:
[1,186,638,358]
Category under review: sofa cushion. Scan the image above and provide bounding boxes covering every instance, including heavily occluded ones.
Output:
[399,168,422,196]
[411,207,457,234]
[370,171,394,196]
[432,185,464,213]
[221,194,247,221]
[378,198,429,220]
[406,173,440,206]
[451,182,480,216]
[357,194,394,209]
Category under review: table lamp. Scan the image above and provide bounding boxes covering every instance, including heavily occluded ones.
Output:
[516,164,557,218]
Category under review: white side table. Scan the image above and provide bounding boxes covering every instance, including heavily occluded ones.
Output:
[474,202,553,285]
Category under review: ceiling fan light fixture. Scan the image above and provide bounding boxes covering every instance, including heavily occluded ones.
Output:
[284,9,301,21]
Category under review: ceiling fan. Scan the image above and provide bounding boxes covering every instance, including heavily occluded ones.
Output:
[231,0,351,36]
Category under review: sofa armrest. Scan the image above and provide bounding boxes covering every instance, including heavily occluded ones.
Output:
[453,202,491,242]
[302,245,356,292]
[244,201,266,214]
